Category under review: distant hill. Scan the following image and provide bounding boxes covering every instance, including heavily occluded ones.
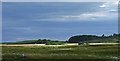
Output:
[5,39,65,44]
[68,34,119,43]
[4,34,119,44]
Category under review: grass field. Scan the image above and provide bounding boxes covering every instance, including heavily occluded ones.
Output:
[2,44,119,60]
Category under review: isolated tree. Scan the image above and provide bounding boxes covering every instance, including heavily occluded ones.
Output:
[38,39,41,41]
[102,34,104,37]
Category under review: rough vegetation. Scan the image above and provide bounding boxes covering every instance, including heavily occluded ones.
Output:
[2,44,119,60]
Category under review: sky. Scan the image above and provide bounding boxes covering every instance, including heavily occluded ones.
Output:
[2,2,118,42]
[0,1,1,43]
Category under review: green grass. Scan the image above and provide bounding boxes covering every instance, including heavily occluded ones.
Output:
[2,45,119,59]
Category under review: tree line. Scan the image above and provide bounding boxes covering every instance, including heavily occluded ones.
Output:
[68,33,120,43]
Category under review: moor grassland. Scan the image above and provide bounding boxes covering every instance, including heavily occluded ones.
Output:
[2,44,119,60]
